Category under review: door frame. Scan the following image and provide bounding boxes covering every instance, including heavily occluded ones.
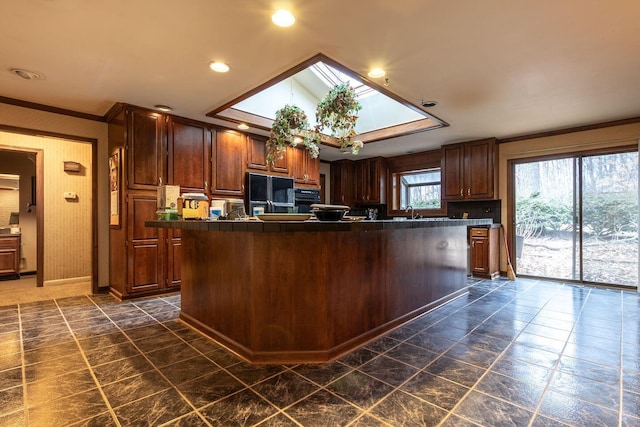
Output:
[0,125,98,292]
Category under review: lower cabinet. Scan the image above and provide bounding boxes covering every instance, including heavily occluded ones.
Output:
[110,191,180,299]
[0,235,20,279]
[470,226,500,279]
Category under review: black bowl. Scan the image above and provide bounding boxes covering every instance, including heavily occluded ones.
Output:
[312,209,347,221]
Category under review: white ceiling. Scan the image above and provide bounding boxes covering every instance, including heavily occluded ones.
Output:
[1,0,640,161]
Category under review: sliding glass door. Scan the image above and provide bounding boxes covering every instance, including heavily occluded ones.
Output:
[513,149,638,287]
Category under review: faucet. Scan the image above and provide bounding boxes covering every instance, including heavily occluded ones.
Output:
[405,206,420,220]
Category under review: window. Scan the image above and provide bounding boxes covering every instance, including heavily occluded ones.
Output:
[398,169,442,210]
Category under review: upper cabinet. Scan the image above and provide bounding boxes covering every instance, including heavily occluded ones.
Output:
[355,157,387,204]
[246,134,289,174]
[126,107,166,190]
[330,159,355,206]
[211,129,246,196]
[289,147,319,187]
[167,117,212,193]
[441,138,497,201]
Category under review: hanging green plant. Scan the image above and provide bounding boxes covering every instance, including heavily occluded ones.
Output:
[314,83,363,155]
[266,104,319,164]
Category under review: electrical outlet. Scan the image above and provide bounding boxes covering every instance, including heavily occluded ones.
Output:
[64,192,77,199]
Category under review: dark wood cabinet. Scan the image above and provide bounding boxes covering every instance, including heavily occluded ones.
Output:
[168,117,211,193]
[355,157,387,204]
[127,108,165,190]
[0,235,20,279]
[289,147,320,187]
[212,130,246,196]
[442,138,497,200]
[246,134,289,174]
[330,159,355,206]
[470,227,499,279]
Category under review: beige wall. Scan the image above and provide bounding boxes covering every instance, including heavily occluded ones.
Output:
[0,103,109,287]
[498,122,640,273]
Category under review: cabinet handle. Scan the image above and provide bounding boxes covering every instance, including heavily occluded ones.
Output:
[204,180,208,191]
[467,188,470,197]
[460,189,463,197]
[159,177,162,186]
[472,241,475,247]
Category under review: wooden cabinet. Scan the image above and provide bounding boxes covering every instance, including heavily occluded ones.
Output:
[330,159,355,206]
[470,227,499,279]
[442,138,497,201]
[0,235,20,279]
[246,134,289,174]
[355,157,387,204]
[168,117,211,193]
[126,107,166,189]
[212,129,246,196]
[289,147,320,187]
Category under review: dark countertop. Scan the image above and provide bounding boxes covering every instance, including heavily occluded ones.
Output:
[146,218,493,232]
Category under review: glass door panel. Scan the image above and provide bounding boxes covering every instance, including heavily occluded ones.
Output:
[581,152,638,286]
[515,158,579,280]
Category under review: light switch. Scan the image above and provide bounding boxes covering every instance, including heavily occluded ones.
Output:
[64,192,77,199]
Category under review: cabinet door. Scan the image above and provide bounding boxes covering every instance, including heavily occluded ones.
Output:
[354,160,368,203]
[127,192,165,294]
[247,135,289,174]
[465,139,495,199]
[304,151,320,185]
[168,118,211,193]
[212,130,246,196]
[330,160,354,206]
[470,236,489,275]
[366,158,386,204]
[0,236,20,276]
[127,108,165,190]
[441,144,464,200]
[166,229,181,288]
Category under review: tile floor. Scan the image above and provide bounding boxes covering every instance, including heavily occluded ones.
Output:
[0,277,638,426]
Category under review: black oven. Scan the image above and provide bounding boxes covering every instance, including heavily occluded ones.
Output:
[294,188,320,213]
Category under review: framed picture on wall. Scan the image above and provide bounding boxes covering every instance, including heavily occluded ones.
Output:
[109,149,121,227]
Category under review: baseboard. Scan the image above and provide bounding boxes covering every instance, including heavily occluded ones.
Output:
[43,276,91,286]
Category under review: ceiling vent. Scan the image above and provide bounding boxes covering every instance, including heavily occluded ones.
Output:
[10,68,45,80]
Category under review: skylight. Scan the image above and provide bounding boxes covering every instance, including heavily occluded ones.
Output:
[207,54,447,152]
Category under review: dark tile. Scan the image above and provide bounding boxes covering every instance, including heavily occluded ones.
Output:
[349,414,391,426]
[72,322,121,339]
[252,371,319,409]
[530,315,574,332]
[491,357,553,385]
[522,323,571,341]
[623,370,640,392]
[27,369,96,406]
[401,371,469,410]
[529,414,573,427]
[365,336,401,353]
[102,370,171,409]
[622,414,640,427]
[423,322,470,340]
[199,388,278,425]
[538,390,619,427]
[385,326,418,341]
[69,411,118,427]
[92,354,155,385]
[568,331,621,353]
[476,371,545,410]
[439,414,479,427]
[622,389,640,418]
[406,332,457,354]
[623,354,640,372]
[225,362,286,386]
[457,331,512,353]
[23,340,80,365]
[370,390,447,427]
[159,354,218,385]
[293,361,351,386]
[558,355,620,387]
[285,389,362,426]
[423,356,485,387]
[177,369,245,408]
[84,341,141,367]
[502,343,560,370]
[454,390,533,426]
[160,411,209,427]
[255,412,300,426]
[113,388,192,426]
[0,366,22,391]
[0,411,24,427]
[384,342,440,369]
[442,342,499,369]
[123,323,172,341]
[513,332,566,353]
[24,352,88,383]
[22,332,75,352]
[131,331,184,353]
[338,347,379,368]
[145,342,200,368]
[563,342,621,366]
[359,355,418,386]
[27,388,109,427]
[0,385,23,416]
[327,370,393,410]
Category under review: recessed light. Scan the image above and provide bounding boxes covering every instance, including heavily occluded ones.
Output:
[272,10,295,27]
[420,100,438,108]
[209,61,230,73]
[154,104,173,112]
[10,68,45,80]
[237,123,249,130]
[368,68,386,78]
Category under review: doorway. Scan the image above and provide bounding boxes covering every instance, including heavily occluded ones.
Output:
[511,148,638,288]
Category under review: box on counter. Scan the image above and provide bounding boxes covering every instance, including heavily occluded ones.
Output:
[178,193,210,220]
[157,185,180,209]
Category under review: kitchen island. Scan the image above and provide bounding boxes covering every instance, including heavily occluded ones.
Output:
[147,218,491,364]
